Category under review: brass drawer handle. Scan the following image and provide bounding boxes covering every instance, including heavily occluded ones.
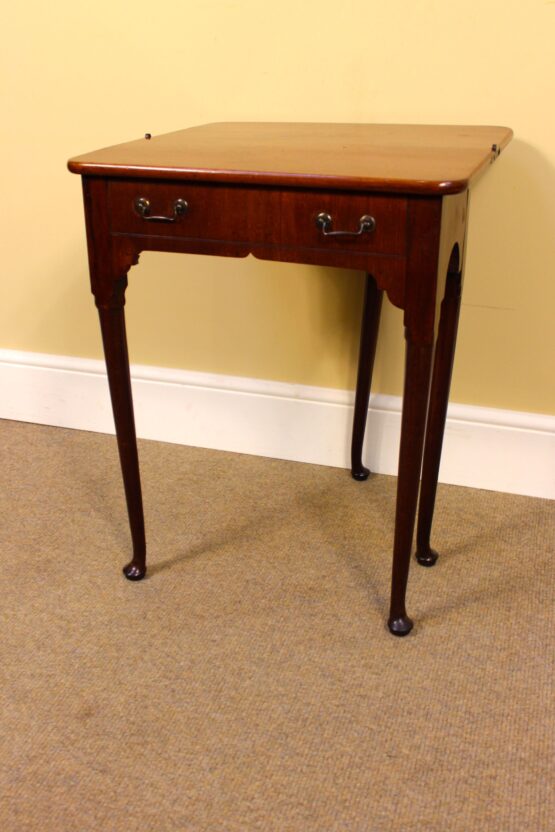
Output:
[316,212,376,237]
[134,197,188,223]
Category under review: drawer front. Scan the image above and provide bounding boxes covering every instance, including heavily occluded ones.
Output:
[108,180,280,244]
[280,191,407,255]
[108,181,407,258]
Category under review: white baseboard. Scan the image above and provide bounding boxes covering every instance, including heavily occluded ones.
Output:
[0,349,553,499]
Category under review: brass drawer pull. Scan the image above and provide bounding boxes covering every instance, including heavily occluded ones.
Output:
[316,212,376,237]
[134,197,188,223]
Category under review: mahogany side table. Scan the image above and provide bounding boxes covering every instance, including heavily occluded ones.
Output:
[68,123,512,635]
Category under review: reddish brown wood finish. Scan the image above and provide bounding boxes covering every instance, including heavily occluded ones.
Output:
[416,267,463,567]
[70,123,511,636]
[351,275,383,481]
[279,191,406,254]
[83,177,146,579]
[109,180,281,244]
[69,122,513,194]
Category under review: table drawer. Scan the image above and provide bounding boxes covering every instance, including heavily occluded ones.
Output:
[108,180,280,243]
[108,181,407,258]
[280,191,407,255]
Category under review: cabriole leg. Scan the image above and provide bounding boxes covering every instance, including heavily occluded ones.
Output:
[97,284,146,580]
[415,271,462,566]
[351,273,383,480]
[388,332,434,636]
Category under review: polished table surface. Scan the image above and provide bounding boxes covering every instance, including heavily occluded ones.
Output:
[69,122,512,192]
[69,122,512,636]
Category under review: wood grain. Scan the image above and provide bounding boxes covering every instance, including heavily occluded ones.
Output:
[72,121,512,635]
[69,122,513,194]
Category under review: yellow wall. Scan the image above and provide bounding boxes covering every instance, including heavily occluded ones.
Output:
[2,0,554,413]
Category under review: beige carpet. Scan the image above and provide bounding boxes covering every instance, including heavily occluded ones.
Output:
[0,418,553,832]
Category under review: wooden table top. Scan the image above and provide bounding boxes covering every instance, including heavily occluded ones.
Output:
[68,122,512,195]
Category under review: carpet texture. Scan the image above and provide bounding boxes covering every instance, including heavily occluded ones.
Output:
[0,419,553,832]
